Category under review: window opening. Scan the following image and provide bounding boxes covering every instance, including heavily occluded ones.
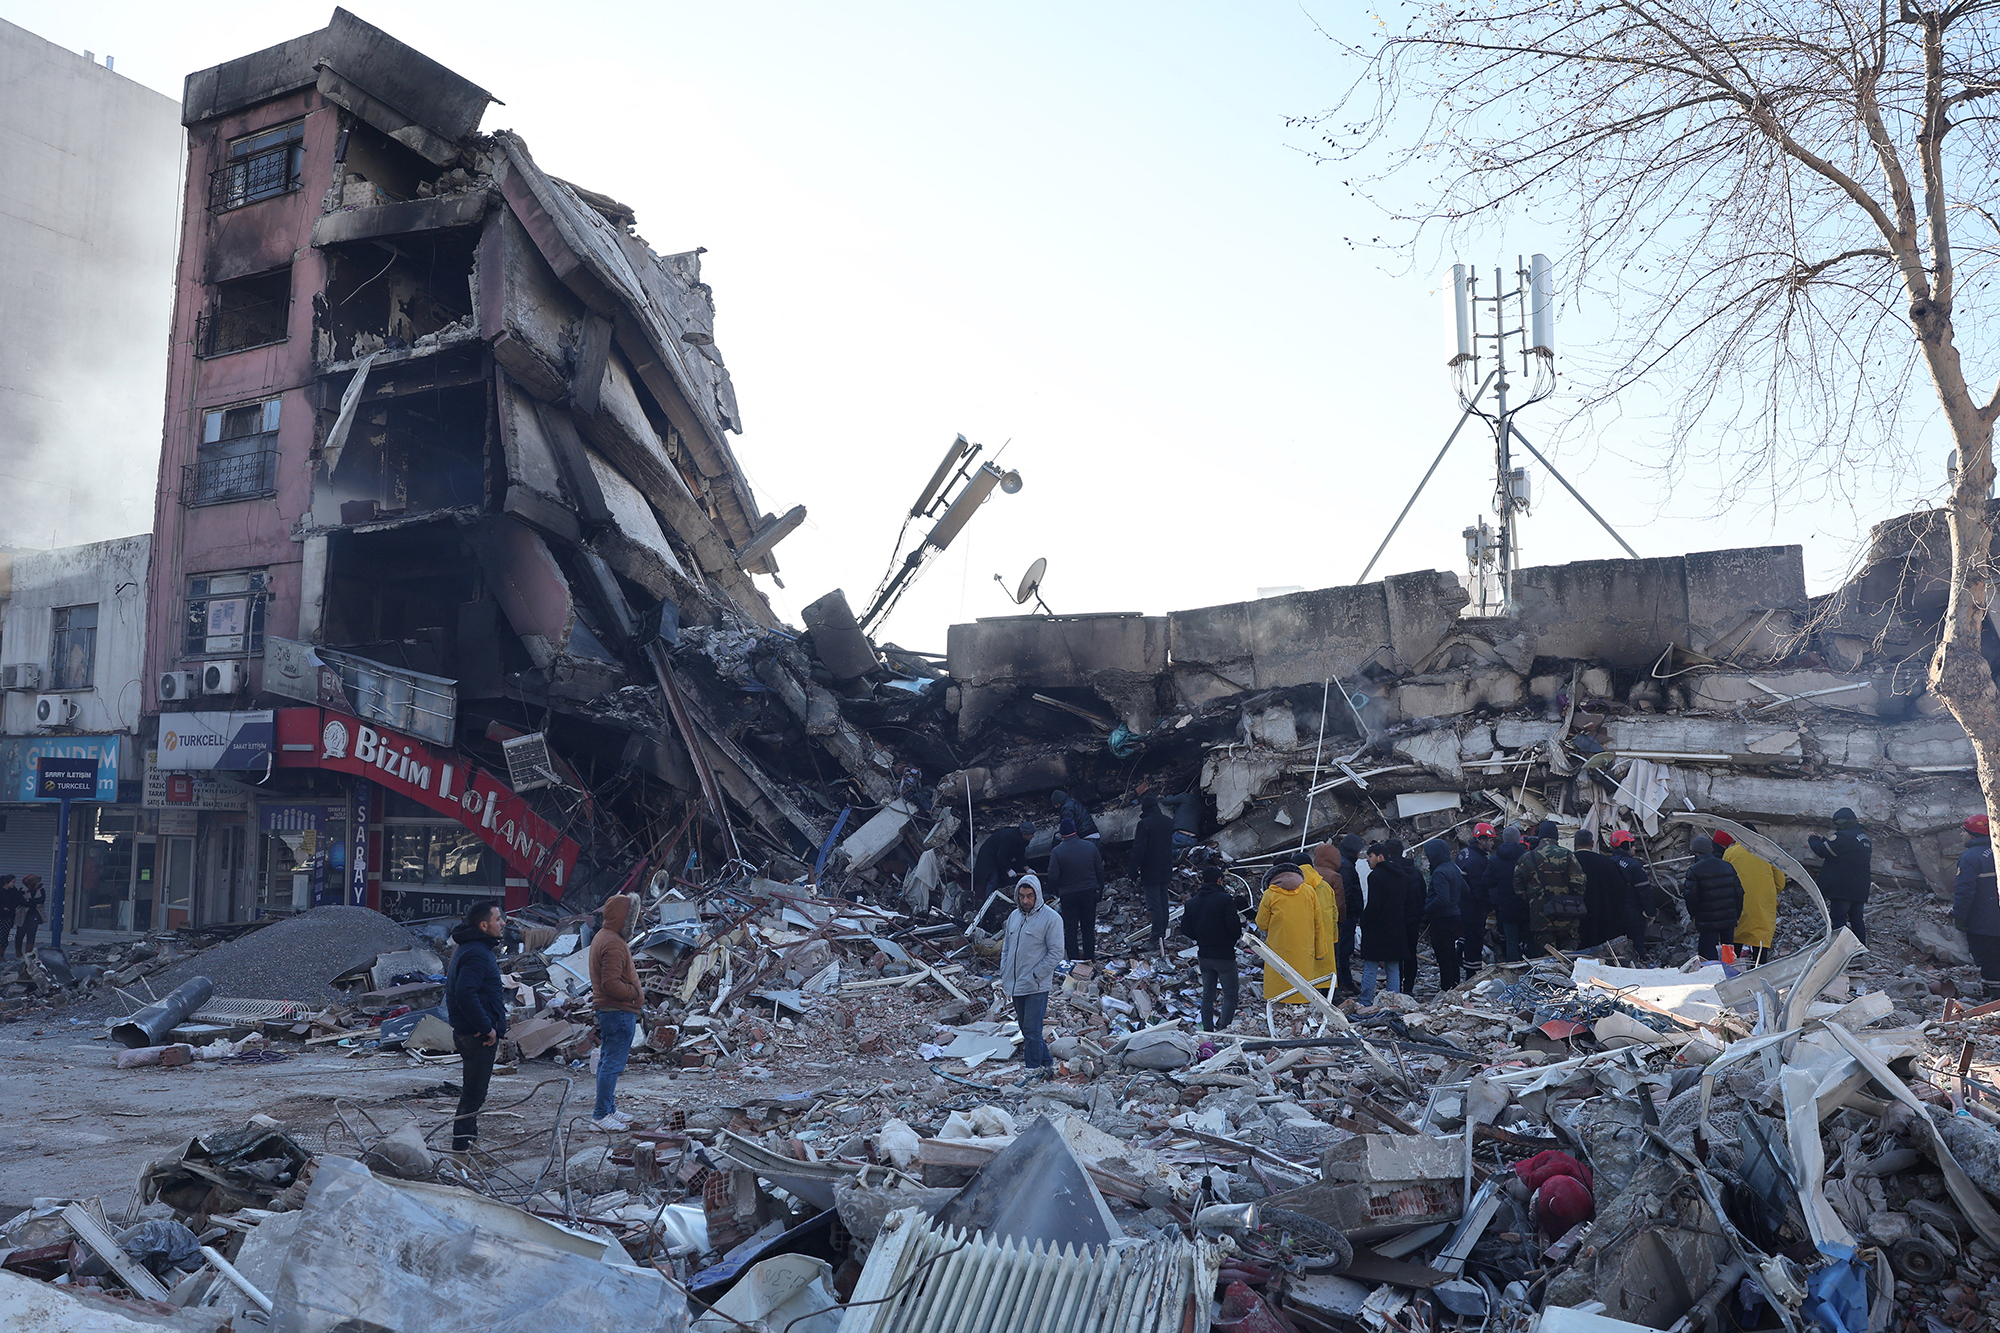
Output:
[198,268,291,357]
[184,398,280,506]
[184,570,269,657]
[50,604,98,690]
[211,119,305,211]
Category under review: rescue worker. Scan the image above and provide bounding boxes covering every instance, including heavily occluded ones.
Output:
[1298,843,1343,993]
[1808,807,1873,944]
[1255,865,1324,1004]
[1045,819,1105,962]
[1336,833,1368,993]
[1422,838,1466,991]
[1953,815,2000,1002]
[1048,789,1099,842]
[1716,827,1784,966]
[1455,823,1497,974]
[1491,825,1532,960]
[972,821,1035,908]
[1358,841,1420,1002]
[1605,830,1656,962]
[1513,819,1587,956]
[1572,828,1625,949]
[1127,796,1176,955]
[1683,836,1746,961]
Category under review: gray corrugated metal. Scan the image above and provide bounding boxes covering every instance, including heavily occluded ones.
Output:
[837,1210,1216,1333]
[0,804,58,881]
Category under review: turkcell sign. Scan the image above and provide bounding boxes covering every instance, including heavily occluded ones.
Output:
[157,711,275,771]
[316,714,578,897]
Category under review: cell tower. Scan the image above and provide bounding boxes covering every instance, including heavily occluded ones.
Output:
[1359,255,1634,614]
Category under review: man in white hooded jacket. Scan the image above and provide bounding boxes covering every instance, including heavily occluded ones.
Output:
[999,872,1063,1085]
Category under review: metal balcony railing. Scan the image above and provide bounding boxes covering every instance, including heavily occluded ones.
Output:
[315,646,458,746]
[195,300,291,358]
[209,147,303,213]
[181,450,279,507]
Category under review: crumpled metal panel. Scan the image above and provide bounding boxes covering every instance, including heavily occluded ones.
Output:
[837,1208,1214,1333]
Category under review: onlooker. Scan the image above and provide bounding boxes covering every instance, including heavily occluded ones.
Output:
[1455,824,1497,975]
[1953,815,2000,1002]
[971,821,1034,907]
[1299,843,1343,992]
[1514,820,1586,956]
[1045,818,1105,961]
[1048,789,1099,842]
[1683,837,1746,961]
[588,893,643,1130]
[1422,838,1466,992]
[1128,796,1177,954]
[999,873,1063,1082]
[1400,842,1429,994]
[1337,833,1367,993]
[1808,807,1873,944]
[16,875,47,960]
[1716,828,1785,966]
[0,875,19,962]
[1358,841,1418,1003]
[1606,830,1656,962]
[1255,865,1324,1004]
[1157,789,1203,849]
[446,901,509,1153]
[1489,826,1532,960]
[1572,828,1625,949]
[1180,863,1245,1030]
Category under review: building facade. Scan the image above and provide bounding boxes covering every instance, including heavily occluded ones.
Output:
[144,9,803,926]
[0,19,182,549]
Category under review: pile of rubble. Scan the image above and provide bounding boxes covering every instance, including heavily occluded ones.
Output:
[8,814,1999,1333]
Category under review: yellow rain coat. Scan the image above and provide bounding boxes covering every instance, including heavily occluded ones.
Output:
[1256,880,1325,1003]
[1298,864,1340,989]
[1727,843,1785,949]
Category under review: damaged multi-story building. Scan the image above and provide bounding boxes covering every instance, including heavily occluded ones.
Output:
[141,10,829,925]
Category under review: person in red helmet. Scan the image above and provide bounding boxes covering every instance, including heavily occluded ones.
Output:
[1717,827,1785,967]
[1954,814,2000,1000]
[1455,823,1498,974]
[1605,831,1657,963]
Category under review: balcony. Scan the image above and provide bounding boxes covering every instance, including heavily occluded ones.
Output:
[317,646,457,746]
[195,297,290,359]
[181,450,278,507]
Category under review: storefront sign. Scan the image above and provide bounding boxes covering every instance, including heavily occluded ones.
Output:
[36,756,98,799]
[263,637,349,708]
[300,711,577,897]
[157,711,274,770]
[3,735,119,803]
[350,778,370,907]
[143,752,251,810]
[156,808,200,836]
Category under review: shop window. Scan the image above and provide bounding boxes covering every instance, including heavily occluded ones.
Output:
[211,119,305,211]
[184,569,269,657]
[50,604,97,690]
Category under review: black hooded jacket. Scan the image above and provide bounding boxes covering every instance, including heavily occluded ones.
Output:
[1423,839,1467,920]
[1359,855,1421,960]
[1683,841,1746,934]
[1180,882,1245,959]
[1808,813,1873,902]
[972,826,1031,890]
[447,924,508,1037]
[1127,803,1176,887]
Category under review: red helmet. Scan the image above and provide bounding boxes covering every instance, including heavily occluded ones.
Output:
[1606,829,1636,849]
[1710,830,1735,848]
[1966,815,1991,836]
[1473,822,1497,838]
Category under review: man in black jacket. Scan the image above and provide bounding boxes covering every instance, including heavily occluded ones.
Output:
[1048,789,1099,841]
[1422,839,1466,991]
[1045,819,1105,961]
[1179,864,1245,1030]
[1128,796,1177,954]
[1573,829,1626,949]
[1336,833,1367,993]
[1808,806,1873,944]
[1359,842,1421,1003]
[1606,830,1656,962]
[972,822,1034,906]
[1455,824,1496,974]
[1683,837,1746,961]
[447,901,510,1152]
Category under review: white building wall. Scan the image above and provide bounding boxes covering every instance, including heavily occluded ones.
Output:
[0,535,153,737]
[0,20,182,548]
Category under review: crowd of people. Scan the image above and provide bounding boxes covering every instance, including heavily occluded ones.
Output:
[0,873,48,962]
[988,795,2000,1071]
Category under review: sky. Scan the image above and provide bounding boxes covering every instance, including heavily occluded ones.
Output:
[3,1,1960,651]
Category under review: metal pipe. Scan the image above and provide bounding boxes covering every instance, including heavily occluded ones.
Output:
[111,976,214,1049]
[199,1245,273,1314]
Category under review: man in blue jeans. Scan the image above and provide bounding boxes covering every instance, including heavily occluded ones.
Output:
[588,893,643,1130]
[999,873,1063,1086]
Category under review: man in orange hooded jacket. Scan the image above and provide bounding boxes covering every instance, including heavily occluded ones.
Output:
[589,893,644,1130]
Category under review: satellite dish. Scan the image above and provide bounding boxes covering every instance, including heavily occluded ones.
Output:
[1014,557,1048,606]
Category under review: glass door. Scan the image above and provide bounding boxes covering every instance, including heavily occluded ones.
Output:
[160,836,195,929]
[133,838,157,931]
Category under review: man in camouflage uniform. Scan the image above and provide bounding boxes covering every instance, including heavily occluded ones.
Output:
[1514,819,1588,956]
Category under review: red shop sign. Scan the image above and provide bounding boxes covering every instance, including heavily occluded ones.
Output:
[303,710,578,897]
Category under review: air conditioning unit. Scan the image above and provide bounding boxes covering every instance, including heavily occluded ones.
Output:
[159,671,195,702]
[1,663,43,691]
[35,694,78,726]
[201,660,247,695]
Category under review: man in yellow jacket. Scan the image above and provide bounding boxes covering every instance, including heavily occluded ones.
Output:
[1256,866,1325,1003]
[1715,829,1784,966]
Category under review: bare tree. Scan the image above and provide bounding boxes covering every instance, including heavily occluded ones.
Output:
[1310,1,2000,820]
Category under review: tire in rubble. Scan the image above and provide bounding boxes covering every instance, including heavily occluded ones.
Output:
[1249,1206,1353,1274]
